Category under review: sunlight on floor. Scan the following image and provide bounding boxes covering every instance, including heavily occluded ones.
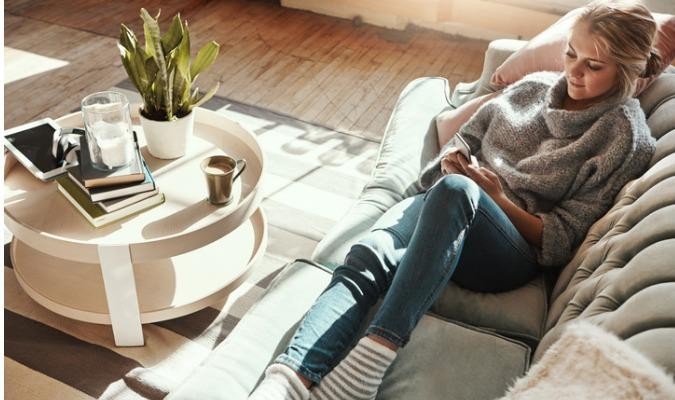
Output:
[4,47,70,84]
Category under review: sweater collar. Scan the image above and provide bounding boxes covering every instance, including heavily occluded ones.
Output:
[543,74,621,139]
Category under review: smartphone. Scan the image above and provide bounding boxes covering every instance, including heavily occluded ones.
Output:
[3,118,68,180]
[452,133,478,166]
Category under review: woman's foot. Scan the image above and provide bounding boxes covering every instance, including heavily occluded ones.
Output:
[249,364,310,400]
[310,336,398,400]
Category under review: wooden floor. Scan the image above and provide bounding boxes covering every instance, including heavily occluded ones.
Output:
[4,0,488,140]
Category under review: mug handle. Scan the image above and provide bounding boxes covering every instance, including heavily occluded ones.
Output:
[233,159,247,181]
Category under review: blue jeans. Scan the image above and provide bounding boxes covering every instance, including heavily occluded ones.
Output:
[276,175,539,384]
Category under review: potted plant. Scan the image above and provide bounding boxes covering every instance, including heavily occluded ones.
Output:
[118,9,220,159]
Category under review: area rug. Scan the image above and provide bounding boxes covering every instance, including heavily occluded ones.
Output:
[3,85,380,399]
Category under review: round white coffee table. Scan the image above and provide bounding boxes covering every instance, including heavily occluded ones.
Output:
[4,107,267,346]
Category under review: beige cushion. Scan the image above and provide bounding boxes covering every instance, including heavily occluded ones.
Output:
[379,316,530,400]
[431,276,549,348]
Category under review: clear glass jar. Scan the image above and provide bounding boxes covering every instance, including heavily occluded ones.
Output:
[81,91,134,170]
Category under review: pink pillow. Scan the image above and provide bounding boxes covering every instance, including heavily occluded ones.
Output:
[491,9,675,96]
[436,92,499,147]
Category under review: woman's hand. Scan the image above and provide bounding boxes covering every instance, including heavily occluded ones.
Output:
[456,155,543,247]
[440,148,467,176]
[457,155,505,200]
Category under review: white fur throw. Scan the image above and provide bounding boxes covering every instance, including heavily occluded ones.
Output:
[498,322,675,400]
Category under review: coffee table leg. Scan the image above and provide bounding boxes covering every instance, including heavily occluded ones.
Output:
[98,244,144,346]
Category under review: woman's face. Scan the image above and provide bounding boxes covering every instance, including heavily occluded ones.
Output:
[564,21,619,106]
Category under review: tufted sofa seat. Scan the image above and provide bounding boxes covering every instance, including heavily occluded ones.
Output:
[169,40,675,400]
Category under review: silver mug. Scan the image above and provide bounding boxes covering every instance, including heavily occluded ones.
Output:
[201,155,247,205]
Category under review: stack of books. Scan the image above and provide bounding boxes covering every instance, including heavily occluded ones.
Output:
[56,133,165,228]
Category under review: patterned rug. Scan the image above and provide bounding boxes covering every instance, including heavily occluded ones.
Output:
[3,84,381,399]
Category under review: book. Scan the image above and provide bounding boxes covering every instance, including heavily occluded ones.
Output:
[99,188,160,213]
[68,153,156,202]
[79,132,144,188]
[56,175,164,228]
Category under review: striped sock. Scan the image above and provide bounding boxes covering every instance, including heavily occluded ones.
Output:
[248,364,310,400]
[310,336,397,400]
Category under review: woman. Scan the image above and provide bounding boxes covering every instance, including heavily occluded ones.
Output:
[250,1,658,399]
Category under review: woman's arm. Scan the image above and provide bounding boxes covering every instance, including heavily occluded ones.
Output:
[421,91,503,190]
[491,194,543,247]
[436,91,501,148]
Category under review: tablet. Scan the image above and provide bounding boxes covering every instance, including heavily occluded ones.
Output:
[3,118,69,180]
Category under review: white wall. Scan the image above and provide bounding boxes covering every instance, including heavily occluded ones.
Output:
[281,0,563,40]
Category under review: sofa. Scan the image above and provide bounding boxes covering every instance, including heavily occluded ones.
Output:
[168,39,675,399]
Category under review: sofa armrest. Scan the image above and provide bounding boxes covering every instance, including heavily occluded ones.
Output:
[450,39,526,107]
[312,77,451,266]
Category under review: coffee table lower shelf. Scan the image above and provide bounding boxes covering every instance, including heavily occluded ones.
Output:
[11,208,267,334]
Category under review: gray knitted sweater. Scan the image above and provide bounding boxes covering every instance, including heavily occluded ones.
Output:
[420,72,655,267]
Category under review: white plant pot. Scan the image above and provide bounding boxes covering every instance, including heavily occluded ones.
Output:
[139,110,195,159]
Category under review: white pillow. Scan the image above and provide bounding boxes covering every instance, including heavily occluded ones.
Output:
[498,322,675,400]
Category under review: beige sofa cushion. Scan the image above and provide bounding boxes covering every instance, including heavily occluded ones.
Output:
[430,276,549,348]
[379,317,530,400]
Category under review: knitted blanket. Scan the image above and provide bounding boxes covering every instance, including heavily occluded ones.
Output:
[498,322,675,400]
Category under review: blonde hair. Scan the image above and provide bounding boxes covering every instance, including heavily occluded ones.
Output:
[575,0,661,99]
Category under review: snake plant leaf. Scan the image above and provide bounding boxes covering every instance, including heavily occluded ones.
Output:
[178,83,191,115]
[165,47,178,75]
[119,24,137,52]
[190,41,220,81]
[151,72,166,119]
[140,8,171,118]
[161,14,184,55]
[189,82,220,111]
[172,70,189,116]
[144,56,159,89]
[119,45,151,97]
[189,86,199,103]
[175,21,191,81]
[119,25,144,92]
[119,45,142,93]
[131,47,149,91]
[166,68,175,119]
[119,9,219,121]
[144,86,159,117]
[140,9,155,58]
[140,8,163,59]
